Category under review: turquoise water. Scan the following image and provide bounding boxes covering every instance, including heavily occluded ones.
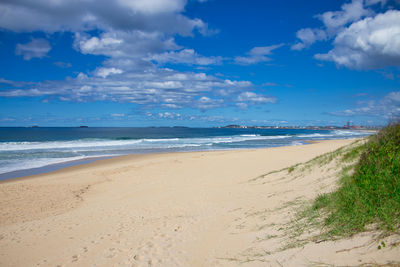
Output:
[0,127,372,179]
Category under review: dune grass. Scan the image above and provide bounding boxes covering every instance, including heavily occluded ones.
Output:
[312,122,400,237]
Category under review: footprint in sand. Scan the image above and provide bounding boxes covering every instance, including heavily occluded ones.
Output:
[71,255,79,262]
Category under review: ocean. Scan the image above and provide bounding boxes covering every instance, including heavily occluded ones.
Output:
[0,127,372,180]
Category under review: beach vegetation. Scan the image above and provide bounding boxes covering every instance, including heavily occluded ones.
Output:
[310,122,400,237]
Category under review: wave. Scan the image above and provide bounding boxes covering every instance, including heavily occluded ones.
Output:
[0,153,122,175]
[296,130,369,139]
[332,130,369,136]
[296,133,327,138]
[0,134,290,152]
[0,130,374,176]
[0,130,371,152]
[0,156,86,175]
[291,141,304,146]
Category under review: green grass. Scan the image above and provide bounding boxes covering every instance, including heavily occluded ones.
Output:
[311,122,400,237]
[288,166,295,173]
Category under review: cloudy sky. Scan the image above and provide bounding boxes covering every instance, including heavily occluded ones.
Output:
[0,0,400,127]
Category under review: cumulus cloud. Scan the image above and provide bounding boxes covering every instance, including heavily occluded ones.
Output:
[317,0,372,34]
[315,10,400,69]
[15,38,51,60]
[292,0,372,50]
[0,0,209,35]
[234,44,283,65]
[78,30,181,57]
[0,0,279,112]
[292,0,400,69]
[2,0,214,69]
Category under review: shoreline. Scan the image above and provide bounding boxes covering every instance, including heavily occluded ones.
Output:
[0,129,374,182]
[0,156,114,182]
[0,138,352,183]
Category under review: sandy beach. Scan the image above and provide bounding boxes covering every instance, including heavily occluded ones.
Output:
[1,139,399,266]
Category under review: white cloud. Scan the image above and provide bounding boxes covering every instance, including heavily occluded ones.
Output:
[292,0,400,70]
[145,81,184,89]
[0,68,256,110]
[74,31,179,61]
[0,88,55,97]
[157,112,182,119]
[328,91,400,118]
[236,91,276,109]
[236,102,248,109]
[292,0,372,51]
[116,0,185,14]
[317,0,372,34]
[53,62,72,68]
[77,35,123,55]
[144,112,240,124]
[365,0,387,6]
[0,0,209,36]
[162,103,181,108]
[150,49,223,65]
[15,38,51,60]
[196,96,223,109]
[262,82,279,87]
[0,0,279,112]
[1,0,213,71]
[291,28,327,50]
[315,10,400,69]
[111,113,125,117]
[96,68,123,78]
[237,91,276,103]
[234,44,283,65]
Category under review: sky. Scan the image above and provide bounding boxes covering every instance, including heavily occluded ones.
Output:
[0,0,400,127]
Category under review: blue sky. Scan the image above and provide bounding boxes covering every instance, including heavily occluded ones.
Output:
[0,0,400,127]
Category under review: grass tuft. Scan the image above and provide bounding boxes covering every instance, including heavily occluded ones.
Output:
[288,166,295,173]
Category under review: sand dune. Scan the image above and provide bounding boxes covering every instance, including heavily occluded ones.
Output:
[1,139,399,266]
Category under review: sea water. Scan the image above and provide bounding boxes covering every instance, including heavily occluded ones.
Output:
[0,127,372,180]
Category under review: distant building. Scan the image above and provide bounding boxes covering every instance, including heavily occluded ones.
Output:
[344,121,352,129]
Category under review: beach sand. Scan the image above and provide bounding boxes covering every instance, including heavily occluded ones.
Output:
[0,139,399,266]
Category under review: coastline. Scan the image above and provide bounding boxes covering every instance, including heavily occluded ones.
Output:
[0,128,373,182]
[1,138,398,266]
[0,136,364,183]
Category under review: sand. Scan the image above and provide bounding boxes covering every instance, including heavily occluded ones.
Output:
[0,139,399,266]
